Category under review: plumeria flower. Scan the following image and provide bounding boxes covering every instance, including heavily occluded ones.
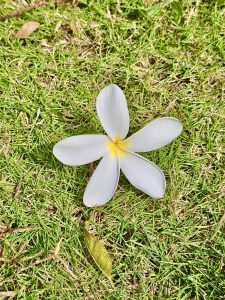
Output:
[53,84,182,207]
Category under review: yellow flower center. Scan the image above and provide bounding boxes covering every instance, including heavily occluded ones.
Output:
[107,136,129,158]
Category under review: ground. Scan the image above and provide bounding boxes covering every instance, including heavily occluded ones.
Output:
[0,0,225,299]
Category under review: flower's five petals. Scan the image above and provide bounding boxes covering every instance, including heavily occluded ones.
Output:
[96,84,130,140]
[83,153,120,207]
[119,152,166,198]
[53,84,183,207]
[53,134,109,166]
[126,117,183,152]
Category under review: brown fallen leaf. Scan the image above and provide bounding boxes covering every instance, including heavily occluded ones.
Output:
[0,291,17,298]
[84,221,112,280]
[15,21,40,38]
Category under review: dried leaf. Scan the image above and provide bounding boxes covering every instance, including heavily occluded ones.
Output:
[84,221,112,279]
[15,21,40,38]
[0,291,17,298]
[54,237,63,257]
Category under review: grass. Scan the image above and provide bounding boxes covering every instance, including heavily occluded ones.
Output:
[0,0,225,299]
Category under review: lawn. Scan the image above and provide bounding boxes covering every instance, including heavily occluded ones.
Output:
[0,0,225,299]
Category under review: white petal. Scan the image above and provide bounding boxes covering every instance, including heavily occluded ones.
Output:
[83,153,119,207]
[119,152,166,198]
[53,135,109,166]
[96,84,129,140]
[126,117,183,152]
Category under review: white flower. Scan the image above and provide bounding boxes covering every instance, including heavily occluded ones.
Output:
[53,84,183,207]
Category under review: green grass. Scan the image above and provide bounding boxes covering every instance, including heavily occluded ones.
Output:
[0,0,225,299]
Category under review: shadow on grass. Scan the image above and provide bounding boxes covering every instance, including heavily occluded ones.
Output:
[27,141,61,169]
